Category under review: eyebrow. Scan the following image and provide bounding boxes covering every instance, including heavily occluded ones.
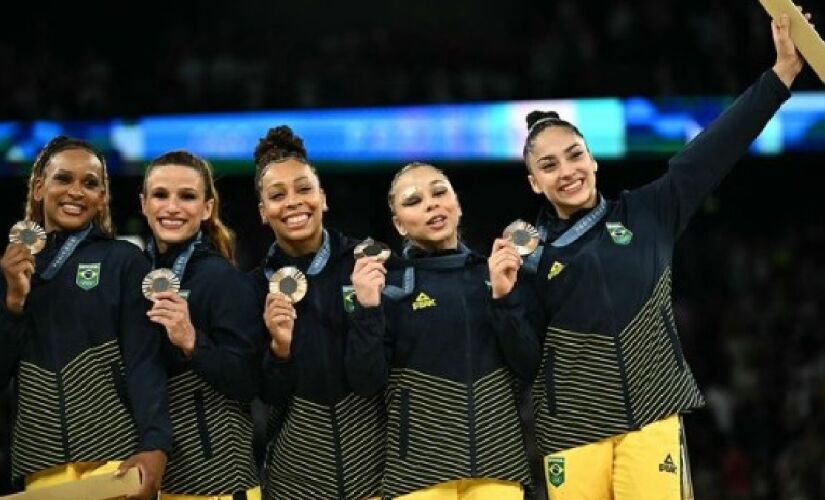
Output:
[265,176,311,189]
[537,143,582,162]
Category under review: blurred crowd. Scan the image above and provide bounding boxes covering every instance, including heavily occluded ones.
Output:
[1,0,822,121]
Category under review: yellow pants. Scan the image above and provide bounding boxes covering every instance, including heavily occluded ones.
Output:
[397,478,523,499]
[25,460,124,491]
[160,486,262,500]
[544,415,682,500]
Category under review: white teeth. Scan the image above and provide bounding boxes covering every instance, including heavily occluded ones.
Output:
[284,214,309,228]
[159,219,185,229]
[61,204,83,215]
[561,180,583,193]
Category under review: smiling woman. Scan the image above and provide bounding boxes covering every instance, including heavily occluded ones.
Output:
[0,136,173,499]
[250,125,385,500]
[140,150,264,499]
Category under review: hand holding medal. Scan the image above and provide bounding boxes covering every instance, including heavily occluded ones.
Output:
[2,221,42,313]
[489,220,538,299]
[265,266,305,359]
[144,269,195,356]
[351,238,389,308]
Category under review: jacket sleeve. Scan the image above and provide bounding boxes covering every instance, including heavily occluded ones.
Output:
[489,273,545,382]
[345,302,392,397]
[119,251,174,455]
[260,350,297,407]
[0,276,26,389]
[637,69,791,238]
[189,265,265,402]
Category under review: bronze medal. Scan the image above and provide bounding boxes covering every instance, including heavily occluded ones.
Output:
[142,268,181,300]
[269,266,308,303]
[353,238,390,262]
[9,220,47,254]
[503,220,540,256]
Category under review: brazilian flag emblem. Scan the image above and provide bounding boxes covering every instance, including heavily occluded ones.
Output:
[76,263,101,290]
[546,456,565,487]
[342,285,356,313]
[606,221,633,245]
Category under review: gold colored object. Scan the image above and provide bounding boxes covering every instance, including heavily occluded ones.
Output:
[759,0,825,84]
[503,220,540,256]
[9,220,46,254]
[0,467,140,500]
[269,266,308,303]
[142,268,181,300]
[354,238,391,262]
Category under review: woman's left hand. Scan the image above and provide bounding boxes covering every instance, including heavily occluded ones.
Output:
[771,7,814,88]
[147,291,196,357]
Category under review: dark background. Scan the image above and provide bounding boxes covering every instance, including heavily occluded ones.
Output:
[2,1,825,498]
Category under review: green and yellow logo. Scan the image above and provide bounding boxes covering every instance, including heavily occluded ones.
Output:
[606,221,633,245]
[546,456,565,487]
[342,285,356,313]
[75,263,100,290]
[547,261,565,280]
[412,292,436,311]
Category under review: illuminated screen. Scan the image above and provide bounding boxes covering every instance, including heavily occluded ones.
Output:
[1,91,822,175]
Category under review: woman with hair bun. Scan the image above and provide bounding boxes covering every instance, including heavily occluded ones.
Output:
[251,126,385,500]
[496,12,813,499]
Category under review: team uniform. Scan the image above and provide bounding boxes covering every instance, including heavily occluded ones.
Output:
[347,245,534,499]
[146,234,265,499]
[0,225,173,490]
[253,229,385,500]
[511,70,790,499]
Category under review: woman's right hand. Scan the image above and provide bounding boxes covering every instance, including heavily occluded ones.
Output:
[1,243,35,313]
[489,238,523,299]
[264,292,295,359]
[351,257,386,308]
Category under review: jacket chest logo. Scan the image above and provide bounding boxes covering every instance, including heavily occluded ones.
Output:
[76,263,101,290]
[547,261,565,280]
[605,221,633,245]
[412,292,436,311]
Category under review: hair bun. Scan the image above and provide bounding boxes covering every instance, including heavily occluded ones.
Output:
[525,111,560,131]
[253,125,307,164]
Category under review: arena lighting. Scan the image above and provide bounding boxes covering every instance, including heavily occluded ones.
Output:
[1,92,823,174]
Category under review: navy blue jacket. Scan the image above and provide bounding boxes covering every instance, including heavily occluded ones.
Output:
[347,246,533,498]
[0,226,172,483]
[252,229,384,500]
[148,237,264,495]
[501,70,791,455]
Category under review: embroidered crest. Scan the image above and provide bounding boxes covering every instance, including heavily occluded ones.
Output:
[546,456,565,487]
[75,263,101,290]
[606,221,633,245]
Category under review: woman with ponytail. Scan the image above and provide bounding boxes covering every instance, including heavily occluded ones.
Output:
[0,136,172,499]
[140,150,265,499]
[251,126,384,500]
[496,13,812,499]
